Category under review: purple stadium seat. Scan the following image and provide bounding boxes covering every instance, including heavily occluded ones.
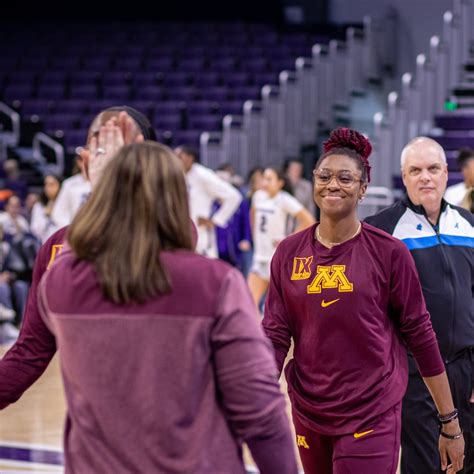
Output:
[69,85,99,100]
[237,47,265,59]
[8,71,37,85]
[2,84,34,101]
[155,101,187,115]
[447,157,459,171]
[145,58,176,71]
[63,129,88,152]
[161,72,193,87]
[196,33,221,45]
[254,32,279,45]
[70,72,101,86]
[154,114,182,130]
[282,34,310,47]
[252,72,278,86]
[430,133,474,150]
[19,99,56,116]
[171,130,202,148]
[38,71,68,87]
[232,85,261,100]
[212,46,236,58]
[201,87,230,102]
[134,72,161,88]
[166,86,202,101]
[187,101,220,115]
[194,73,220,88]
[177,58,208,71]
[219,101,244,115]
[87,101,123,116]
[188,115,222,131]
[177,46,207,58]
[102,85,132,101]
[127,100,156,121]
[37,84,65,100]
[113,57,143,70]
[435,114,474,131]
[55,100,89,115]
[271,59,296,72]
[244,58,270,73]
[211,58,239,72]
[42,113,81,133]
[101,72,133,87]
[135,87,165,101]
[221,72,250,87]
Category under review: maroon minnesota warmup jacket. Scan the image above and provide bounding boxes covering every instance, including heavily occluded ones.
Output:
[263,222,445,436]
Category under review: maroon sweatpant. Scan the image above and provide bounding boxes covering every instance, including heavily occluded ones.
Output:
[292,402,401,474]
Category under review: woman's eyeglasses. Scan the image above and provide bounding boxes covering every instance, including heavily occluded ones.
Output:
[313,169,362,188]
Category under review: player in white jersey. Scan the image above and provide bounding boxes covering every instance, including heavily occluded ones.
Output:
[248,166,315,309]
[51,155,91,228]
[175,146,242,258]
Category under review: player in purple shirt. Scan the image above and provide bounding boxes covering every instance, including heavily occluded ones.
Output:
[263,128,465,473]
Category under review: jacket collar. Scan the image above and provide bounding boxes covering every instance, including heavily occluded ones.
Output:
[402,193,448,216]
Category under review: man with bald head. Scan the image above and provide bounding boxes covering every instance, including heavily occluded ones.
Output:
[366,137,474,473]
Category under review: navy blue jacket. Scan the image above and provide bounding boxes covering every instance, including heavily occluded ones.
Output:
[365,196,474,362]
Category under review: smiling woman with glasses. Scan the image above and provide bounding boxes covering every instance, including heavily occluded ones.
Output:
[262,127,464,473]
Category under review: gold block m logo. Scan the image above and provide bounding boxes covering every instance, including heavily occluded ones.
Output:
[296,435,310,449]
[307,265,353,294]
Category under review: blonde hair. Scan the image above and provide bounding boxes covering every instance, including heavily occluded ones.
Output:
[69,142,193,304]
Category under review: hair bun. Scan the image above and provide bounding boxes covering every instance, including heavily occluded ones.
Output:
[323,128,372,160]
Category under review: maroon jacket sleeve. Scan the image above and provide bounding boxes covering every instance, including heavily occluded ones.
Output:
[262,245,292,375]
[212,267,297,474]
[0,228,66,408]
[389,242,445,377]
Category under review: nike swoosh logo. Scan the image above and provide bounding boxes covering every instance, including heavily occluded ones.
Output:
[321,298,340,308]
[353,429,374,439]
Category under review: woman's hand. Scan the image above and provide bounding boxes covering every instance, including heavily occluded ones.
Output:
[439,418,465,473]
[84,112,145,188]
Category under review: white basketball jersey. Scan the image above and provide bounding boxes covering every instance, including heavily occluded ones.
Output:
[252,190,303,262]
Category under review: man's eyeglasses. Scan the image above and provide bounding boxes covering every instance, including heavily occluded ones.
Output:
[313,169,362,188]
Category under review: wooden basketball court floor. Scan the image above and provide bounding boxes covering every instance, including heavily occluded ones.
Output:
[0,341,401,473]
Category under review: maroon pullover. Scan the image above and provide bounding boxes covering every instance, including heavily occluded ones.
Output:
[263,222,445,435]
[0,227,67,407]
[37,247,297,473]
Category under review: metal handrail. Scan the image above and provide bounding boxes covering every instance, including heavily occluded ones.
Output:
[32,132,65,176]
[0,102,20,161]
